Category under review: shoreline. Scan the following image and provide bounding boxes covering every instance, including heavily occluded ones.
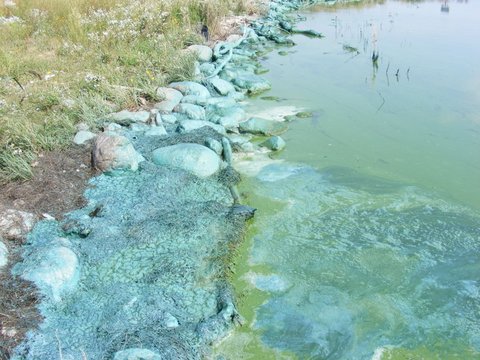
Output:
[1,1,330,358]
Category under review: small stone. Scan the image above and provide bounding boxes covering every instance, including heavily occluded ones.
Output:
[145,124,167,137]
[174,103,206,120]
[160,114,178,124]
[73,130,96,145]
[164,312,179,328]
[209,77,235,96]
[155,87,183,113]
[260,136,286,151]
[0,208,38,240]
[106,110,150,125]
[106,123,123,132]
[205,138,223,155]
[239,117,288,136]
[296,111,313,118]
[76,122,89,131]
[169,81,211,98]
[186,44,213,62]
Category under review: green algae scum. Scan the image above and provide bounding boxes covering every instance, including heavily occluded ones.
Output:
[216,0,480,359]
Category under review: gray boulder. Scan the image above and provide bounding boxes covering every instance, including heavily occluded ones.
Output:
[113,348,162,360]
[73,130,96,145]
[106,110,150,126]
[152,143,221,178]
[155,87,183,112]
[180,95,209,106]
[239,117,288,136]
[260,136,286,151]
[92,132,144,173]
[0,207,38,240]
[232,74,271,94]
[186,44,213,63]
[160,114,178,124]
[169,81,211,98]
[173,103,206,120]
[177,120,226,135]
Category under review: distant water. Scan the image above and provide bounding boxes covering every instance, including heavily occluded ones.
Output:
[218,1,480,359]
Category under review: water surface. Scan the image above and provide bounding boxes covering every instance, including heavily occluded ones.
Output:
[219,1,480,359]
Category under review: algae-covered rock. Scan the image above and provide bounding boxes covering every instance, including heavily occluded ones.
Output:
[239,117,288,136]
[186,44,213,63]
[73,130,96,145]
[92,132,144,173]
[152,143,220,178]
[205,138,223,155]
[231,74,271,94]
[145,124,167,137]
[209,77,236,96]
[106,110,150,126]
[208,106,245,131]
[180,95,209,106]
[169,81,211,98]
[113,348,162,360]
[174,103,206,120]
[155,87,183,112]
[22,240,80,302]
[177,120,226,135]
[260,136,286,151]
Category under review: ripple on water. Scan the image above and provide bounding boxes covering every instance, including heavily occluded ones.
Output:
[248,163,480,359]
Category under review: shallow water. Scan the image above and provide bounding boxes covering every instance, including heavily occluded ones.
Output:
[219,1,480,359]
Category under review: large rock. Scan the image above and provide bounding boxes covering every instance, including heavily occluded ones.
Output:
[0,207,38,240]
[113,348,162,360]
[106,110,150,126]
[155,87,183,112]
[169,81,211,98]
[208,106,245,130]
[239,117,288,136]
[177,120,226,135]
[92,132,144,173]
[173,103,206,120]
[22,240,80,302]
[186,45,213,63]
[152,144,221,178]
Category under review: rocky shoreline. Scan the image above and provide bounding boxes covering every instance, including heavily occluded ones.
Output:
[1,1,330,358]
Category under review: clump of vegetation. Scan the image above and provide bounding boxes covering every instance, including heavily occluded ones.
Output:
[0,0,259,183]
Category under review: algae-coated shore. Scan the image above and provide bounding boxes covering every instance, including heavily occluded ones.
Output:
[0,0,332,358]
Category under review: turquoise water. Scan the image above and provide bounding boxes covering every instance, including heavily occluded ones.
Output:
[219,1,480,359]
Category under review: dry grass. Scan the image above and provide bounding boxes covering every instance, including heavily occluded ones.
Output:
[0,0,260,183]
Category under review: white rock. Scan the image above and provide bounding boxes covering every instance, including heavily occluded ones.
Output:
[113,348,162,360]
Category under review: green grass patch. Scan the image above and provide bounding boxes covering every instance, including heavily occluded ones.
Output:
[0,0,259,183]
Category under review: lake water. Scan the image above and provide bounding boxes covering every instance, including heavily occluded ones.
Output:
[218,1,480,359]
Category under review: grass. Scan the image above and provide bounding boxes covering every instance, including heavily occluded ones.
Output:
[0,0,260,183]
